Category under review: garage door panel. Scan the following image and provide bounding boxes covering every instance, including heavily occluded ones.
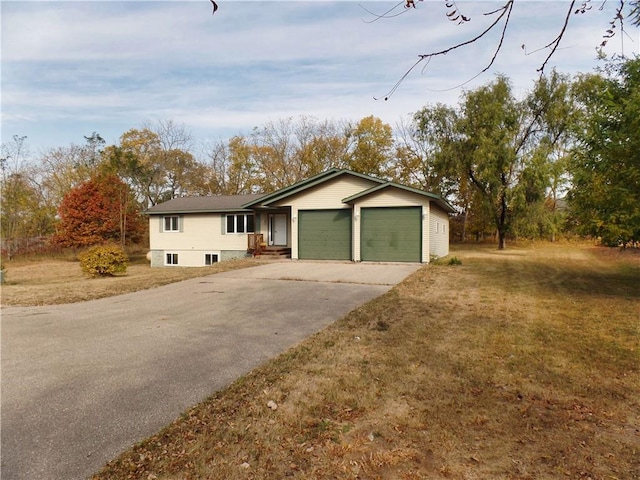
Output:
[361,207,421,262]
[299,210,351,260]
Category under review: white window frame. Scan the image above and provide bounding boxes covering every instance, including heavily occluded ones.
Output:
[163,216,180,232]
[165,252,179,265]
[225,214,255,234]
[204,253,219,265]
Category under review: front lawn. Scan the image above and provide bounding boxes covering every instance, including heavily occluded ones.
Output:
[92,243,640,479]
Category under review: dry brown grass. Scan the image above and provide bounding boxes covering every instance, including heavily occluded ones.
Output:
[0,254,258,306]
[87,242,640,480]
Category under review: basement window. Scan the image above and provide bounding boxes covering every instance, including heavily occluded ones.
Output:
[165,253,179,265]
[205,253,219,265]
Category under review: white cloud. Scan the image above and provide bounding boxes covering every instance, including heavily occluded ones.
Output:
[2,1,638,152]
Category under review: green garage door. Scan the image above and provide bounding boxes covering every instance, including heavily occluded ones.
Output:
[361,207,421,262]
[298,209,352,260]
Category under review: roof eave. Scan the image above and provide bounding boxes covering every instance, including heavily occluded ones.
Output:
[145,207,255,215]
[342,182,456,214]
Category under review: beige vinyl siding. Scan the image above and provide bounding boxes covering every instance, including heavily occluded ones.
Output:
[350,189,431,263]
[150,214,249,250]
[429,204,450,258]
[272,176,378,210]
[161,250,221,267]
[149,214,250,266]
[351,188,429,208]
[275,176,377,259]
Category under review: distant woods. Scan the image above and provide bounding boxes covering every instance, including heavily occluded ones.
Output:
[1,57,639,253]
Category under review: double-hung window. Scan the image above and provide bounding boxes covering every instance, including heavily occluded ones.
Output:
[225,214,254,234]
[163,216,180,232]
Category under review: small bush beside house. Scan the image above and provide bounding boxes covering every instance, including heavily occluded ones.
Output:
[78,244,129,277]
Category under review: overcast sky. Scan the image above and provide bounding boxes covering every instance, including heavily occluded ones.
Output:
[2,0,638,153]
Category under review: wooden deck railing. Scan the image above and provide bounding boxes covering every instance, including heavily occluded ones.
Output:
[248,233,265,256]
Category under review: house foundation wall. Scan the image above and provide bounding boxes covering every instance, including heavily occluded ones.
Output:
[220,250,251,261]
[149,249,249,267]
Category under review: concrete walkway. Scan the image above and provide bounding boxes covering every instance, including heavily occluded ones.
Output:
[1,262,420,480]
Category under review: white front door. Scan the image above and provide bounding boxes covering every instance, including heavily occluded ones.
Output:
[270,214,287,246]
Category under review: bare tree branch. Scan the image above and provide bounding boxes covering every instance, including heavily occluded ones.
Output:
[538,1,577,73]
[359,1,410,23]
[418,2,513,61]
[376,0,638,99]
[379,1,514,100]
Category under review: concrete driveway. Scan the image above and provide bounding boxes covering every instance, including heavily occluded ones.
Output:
[1,261,420,480]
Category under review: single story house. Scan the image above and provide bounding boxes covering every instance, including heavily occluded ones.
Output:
[146,168,455,267]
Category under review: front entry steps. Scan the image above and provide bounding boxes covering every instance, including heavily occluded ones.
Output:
[256,247,291,259]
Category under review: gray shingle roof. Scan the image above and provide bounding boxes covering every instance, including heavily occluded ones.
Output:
[145,194,265,214]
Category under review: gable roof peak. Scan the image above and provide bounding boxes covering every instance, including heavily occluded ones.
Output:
[242,168,384,208]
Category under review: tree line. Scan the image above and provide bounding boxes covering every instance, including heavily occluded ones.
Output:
[1,57,638,254]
